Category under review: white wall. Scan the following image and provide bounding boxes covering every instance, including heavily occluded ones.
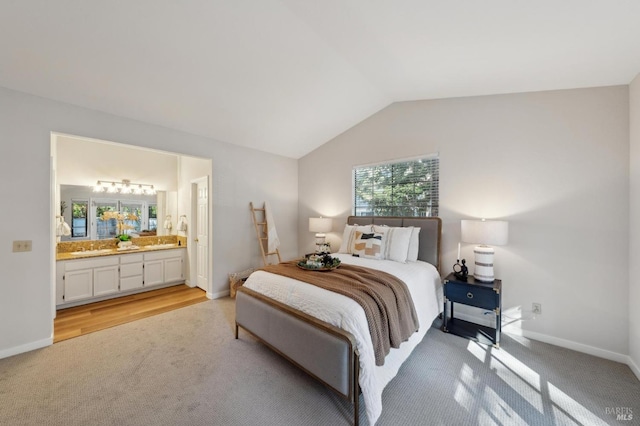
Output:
[0,86,298,359]
[299,86,630,359]
[630,74,640,377]
[56,135,179,190]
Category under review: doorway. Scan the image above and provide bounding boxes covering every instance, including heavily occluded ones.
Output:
[50,132,213,321]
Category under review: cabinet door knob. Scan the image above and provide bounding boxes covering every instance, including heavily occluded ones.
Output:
[467,292,474,299]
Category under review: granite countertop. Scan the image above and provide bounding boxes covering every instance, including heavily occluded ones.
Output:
[56,244,185,261]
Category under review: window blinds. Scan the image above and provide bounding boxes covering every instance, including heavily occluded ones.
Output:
[353,156,439,217]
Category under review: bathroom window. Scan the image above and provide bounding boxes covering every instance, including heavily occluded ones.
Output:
[94,201,119,239]
[71,200,88,238]
[92,199,149,239]
[120,202,143,234]
[148,204,158,231]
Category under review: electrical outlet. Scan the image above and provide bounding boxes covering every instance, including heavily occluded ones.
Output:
[12,240,32,252]
[532,303,542,315]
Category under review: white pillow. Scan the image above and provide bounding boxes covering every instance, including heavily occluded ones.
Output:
[351,230,385,259]
[374,225,413,263]
[338,224,372,253]
[407,226,420,262]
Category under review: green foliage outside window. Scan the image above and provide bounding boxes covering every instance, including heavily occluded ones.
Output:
[354,156,439,217]
[71,200,88,238]
[72,202,87,218]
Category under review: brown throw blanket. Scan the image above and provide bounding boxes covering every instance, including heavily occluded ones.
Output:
[261,261,419,366]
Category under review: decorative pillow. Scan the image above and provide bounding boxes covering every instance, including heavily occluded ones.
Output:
[338,224,372,253]
[407,227,420,262]
[374,225,413,263]
[351,230,385,259]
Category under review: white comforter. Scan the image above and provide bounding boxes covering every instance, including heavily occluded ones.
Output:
[243,254,443,425]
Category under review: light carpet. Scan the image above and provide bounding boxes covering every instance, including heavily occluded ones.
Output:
[0,298,638,425]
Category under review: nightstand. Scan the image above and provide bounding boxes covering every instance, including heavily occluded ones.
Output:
[442,272,501,347]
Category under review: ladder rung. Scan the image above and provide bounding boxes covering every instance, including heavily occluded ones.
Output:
[257,222,267,226]
[253,208,265,211]
[260,237,268,240]
[266,252,279,255]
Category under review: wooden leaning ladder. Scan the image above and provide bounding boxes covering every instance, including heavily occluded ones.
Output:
[250,202,282,266]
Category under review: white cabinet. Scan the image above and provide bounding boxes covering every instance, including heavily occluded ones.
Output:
[64,269,93,302]
[60,256,119,304]
[144,260,164,286]
[57,248,186,308]
[144,249,184,286]
[93,265,120,297]
[164,257,183,283]
[120,253,144,291]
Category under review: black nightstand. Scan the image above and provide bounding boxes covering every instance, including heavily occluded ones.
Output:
[442,273,502,347]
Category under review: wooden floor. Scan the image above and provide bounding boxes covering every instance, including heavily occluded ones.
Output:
[54,284,209,343]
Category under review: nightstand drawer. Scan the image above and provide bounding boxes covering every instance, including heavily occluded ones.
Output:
[444,282,498,311]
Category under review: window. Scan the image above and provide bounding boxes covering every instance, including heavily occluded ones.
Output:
[94,201,119,239]
[120,202,143,234]
[148,204,158,231]
[92,199,151,239]
[71,200,88,238]
[354,155,439,217]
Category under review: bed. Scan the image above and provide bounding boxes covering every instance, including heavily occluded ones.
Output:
[235,216,442,425]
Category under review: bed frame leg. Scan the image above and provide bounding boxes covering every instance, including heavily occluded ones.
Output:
[354,394,359,426]
[235,323,239,339]
[353,351,360,426]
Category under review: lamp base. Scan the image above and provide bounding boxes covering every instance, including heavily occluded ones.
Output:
[473,245,495,283]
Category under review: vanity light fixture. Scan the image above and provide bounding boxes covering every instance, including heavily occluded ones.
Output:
[93,179,156,195]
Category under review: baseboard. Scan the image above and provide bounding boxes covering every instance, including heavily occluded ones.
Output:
[506,328,629,365]
[458,313,638,378]
[0,337,52,360]
[208,289,230,299]
[626,355,640,381]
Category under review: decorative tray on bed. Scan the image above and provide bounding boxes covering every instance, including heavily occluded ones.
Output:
[297,254,341,271]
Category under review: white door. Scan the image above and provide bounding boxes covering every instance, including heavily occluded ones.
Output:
[195,178,209,291]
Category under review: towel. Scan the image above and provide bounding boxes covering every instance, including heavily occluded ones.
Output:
[264,202,280,253]
[57,217,71,236]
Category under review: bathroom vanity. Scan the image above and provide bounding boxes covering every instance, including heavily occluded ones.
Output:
[56,245,186,308]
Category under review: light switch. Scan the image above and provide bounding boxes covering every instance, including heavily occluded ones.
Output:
[12,240,32,252]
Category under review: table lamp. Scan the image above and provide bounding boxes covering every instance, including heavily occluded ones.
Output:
[309,217,332,252]
[461,219,509,283]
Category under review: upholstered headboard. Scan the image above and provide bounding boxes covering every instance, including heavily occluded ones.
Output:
[346,216,442,273]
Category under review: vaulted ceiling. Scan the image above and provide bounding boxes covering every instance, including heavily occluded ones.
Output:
[2,1,640,158]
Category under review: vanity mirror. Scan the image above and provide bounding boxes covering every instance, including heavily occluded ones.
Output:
[58,185,177,241]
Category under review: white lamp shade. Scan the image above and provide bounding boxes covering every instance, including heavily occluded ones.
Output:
[309,217,332,233]
[461,219,508,246]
